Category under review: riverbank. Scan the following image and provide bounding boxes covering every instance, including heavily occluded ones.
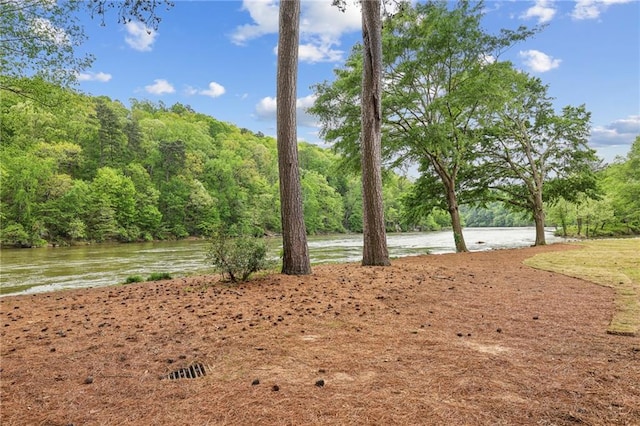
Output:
[1,244,638,425]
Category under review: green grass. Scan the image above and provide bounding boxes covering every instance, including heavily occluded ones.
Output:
[524,238,640,336]
[123,275,144,284]
[147,272,173,281]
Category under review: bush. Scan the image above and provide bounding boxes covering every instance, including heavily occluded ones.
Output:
[124,275,144,284]
[147,272,173,281]
[0,223,31,247]
[208,229,272,282]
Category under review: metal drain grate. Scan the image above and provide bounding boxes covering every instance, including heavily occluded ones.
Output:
[166,363,209,380]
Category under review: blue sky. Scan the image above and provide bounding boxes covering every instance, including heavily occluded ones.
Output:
[75,0,640,164]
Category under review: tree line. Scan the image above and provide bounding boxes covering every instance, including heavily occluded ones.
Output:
[0,82,430,247]
[0,78,636,248]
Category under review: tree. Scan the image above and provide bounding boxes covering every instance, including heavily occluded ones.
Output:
[0,0,91,93]
[301,170,345,234]
[1,0,172,100]
[313,1,536,253]
[481,70,599,245]
[601,137,640,233]
[276,0,311,275]
[88,167,138,241]
[360,0,390,265]
[158,140,186,182]
[95,98,127,168]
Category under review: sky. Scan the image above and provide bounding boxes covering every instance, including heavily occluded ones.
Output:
[74,0,640,164]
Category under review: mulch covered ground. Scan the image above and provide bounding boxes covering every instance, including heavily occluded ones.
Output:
[1,243,638,425]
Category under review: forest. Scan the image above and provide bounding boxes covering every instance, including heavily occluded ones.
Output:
[0,78,637,248]
[1,1,638,249]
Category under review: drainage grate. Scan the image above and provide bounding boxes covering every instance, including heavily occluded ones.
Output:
[166,363,209,380]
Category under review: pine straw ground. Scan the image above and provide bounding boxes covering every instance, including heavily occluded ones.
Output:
[1,244,639,426]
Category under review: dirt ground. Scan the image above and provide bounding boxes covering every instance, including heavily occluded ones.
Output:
[1,243,639,425]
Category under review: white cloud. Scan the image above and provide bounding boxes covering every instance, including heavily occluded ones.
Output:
[520,0,556,24]
[519,49,561,72]
[590,115,640,147]
[125,21,157,51]
[254,94,318,127]
[571,0,633,20]
[145,79,175,95]
[230,0,279,45]
[232,0,361,63]
[77,71,112,82]
[255,96,277,119]
[184,82,227,98]
[184,85,198,96]
[200,81,226,98]
[298,42,344,63]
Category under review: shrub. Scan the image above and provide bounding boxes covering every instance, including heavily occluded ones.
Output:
[208,229,272,282]
[124,275,144,284]
[147,272,173,281]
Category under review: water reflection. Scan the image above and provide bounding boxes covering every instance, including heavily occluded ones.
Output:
[0,227,565,296]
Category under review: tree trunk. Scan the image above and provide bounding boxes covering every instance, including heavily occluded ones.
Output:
[533,190,546,245]
[445,184,468,253]
[360,0,390,266]
[276,0,311,275]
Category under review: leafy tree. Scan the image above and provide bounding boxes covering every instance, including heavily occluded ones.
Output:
[123,163,162,239]
[0,150,54,246]
[600,137,640,233]
[276,0,311,275]
[481,69,599,245]
[88,167,138,241]
[545,197,575,237]
[0,0,91,93]
[1,0,172,101]
[185,179,218,236]
[301,170,345,234]
[94,98,128,168]
[313,1,536,252]
[382,173,415,232]
[158,176,190,238]
[158,140,186,182]
[342,180,364,232]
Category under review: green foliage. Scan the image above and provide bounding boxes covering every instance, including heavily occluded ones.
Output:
[302,170,345,234]
[147,272,172,281]
[1,72,634,252]
[0,223,31,248]
[461,203,533,227]
[600,137,640,233]
[0,1,91,91]
[311,1,539,252]
[207,228,272,282]
[124,275,144,284]
[3,79,418,246]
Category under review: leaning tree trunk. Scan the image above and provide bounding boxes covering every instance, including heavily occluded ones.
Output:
[276,0,311,275]
[532,190,546,246]
[444,182,468,253]
[360,0,390,266]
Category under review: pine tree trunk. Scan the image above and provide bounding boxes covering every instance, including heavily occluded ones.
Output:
[360,0,390,266]
[276,0,311,275]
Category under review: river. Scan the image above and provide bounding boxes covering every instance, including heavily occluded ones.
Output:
[0,227,566,296]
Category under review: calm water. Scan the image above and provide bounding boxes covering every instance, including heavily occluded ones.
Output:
[0,227,565,296]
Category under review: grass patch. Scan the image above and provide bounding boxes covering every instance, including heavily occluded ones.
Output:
[524,238,640,336]
[124,275,144,284]
[147,272,173,281]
